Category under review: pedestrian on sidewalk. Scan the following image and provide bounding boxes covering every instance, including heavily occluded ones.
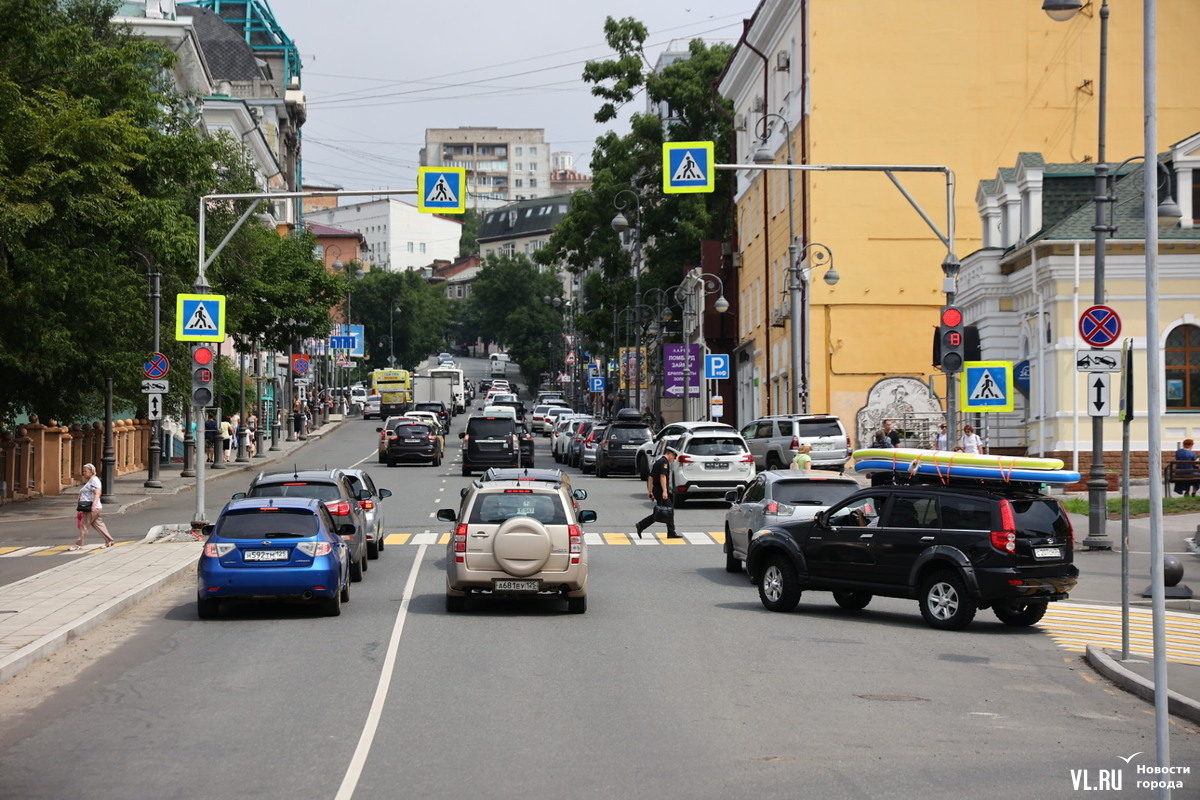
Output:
[1173,438,1198,496]
[71,463,115,550]
[220,415,234,462]
[635,447,680,539]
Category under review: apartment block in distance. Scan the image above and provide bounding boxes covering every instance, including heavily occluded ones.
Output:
[421,127,553,209]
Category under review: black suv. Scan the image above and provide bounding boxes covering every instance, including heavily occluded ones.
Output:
[234,469,370,583]
[596,412,653,477]
[460,415,520,476]
[745,477,1078,630]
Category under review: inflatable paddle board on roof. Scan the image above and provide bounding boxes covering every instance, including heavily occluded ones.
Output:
[852,448,1065,471]
[853,458,1080,485]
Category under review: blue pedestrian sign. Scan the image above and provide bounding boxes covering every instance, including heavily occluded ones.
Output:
[417,167,466,213]
[589,377,605,393]
[960,361,1014,412]
[662,141,715,194]
[704,353,730,380]
[176,293,226,342]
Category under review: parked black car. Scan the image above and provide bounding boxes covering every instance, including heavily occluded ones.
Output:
[596,414,653,477]
[745,478,1078,630]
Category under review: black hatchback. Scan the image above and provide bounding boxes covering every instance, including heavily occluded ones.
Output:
[460,415,520,476]
[746,479,1078,630]
[596,421,653,477]
[378,420,442,467]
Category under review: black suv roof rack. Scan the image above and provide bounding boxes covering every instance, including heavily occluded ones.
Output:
[868,471,1050,495]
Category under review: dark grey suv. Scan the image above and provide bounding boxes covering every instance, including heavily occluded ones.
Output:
[596,420,653,477]
[460,415,520,476]
[745,477,1078,630]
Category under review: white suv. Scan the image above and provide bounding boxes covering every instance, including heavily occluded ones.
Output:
[668,430,756,506]
[436,480,594,613]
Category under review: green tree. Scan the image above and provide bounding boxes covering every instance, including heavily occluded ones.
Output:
[468,254,564,386]
[458,208,480,257]
[346,268,451,371]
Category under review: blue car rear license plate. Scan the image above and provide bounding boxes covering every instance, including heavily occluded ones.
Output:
[244,549,288,561]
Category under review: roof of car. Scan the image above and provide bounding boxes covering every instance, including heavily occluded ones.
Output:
[253,469,347,484]
[223,496,324,513]
[481,467,570,483]
[759,470,860,484]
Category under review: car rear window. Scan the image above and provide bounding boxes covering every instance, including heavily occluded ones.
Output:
[795,418,844,437]
[773,480,859,506]
[608,426,651,443]
[391,424,431,437]
[468,493,567,525]
[248,482,342,503]
[416,403,443,413]
[685,437,746,456]
[468,419,515,438]
[1010,498,1072,537]
[217,508,319,539]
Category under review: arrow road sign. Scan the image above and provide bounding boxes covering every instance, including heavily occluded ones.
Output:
[1087,372,1111,417]
[147,393,163,420]
[1075,350,1121,372]
[1079,305,1121,347]
[141,379,169,394]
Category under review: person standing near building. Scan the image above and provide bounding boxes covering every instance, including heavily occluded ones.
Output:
[882,419,901,447]
[960,424,983,454]
[70,463,115,550]
[935,422,948,451]
[1173,439,1198,496]
[635,447,680,539]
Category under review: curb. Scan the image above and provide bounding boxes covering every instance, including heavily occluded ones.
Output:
[1084,644,1200,725]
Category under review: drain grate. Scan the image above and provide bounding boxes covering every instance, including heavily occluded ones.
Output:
[854,694,929,702]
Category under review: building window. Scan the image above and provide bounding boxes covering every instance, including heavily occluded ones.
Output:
[1166,323,1200,410]
[530,179,538,187]
[515,179,523,187]
[515,162,523,171]
[407,242,414,253]
[529,147,537,155]
[515,146,523,156]
[419,243,426,254]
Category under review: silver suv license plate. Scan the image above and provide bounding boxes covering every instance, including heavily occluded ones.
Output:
[495,579,539,592]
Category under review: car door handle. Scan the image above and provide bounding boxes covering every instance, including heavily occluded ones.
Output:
[471,531,490,538]
[858,533,874,540]
[920,535,935,541]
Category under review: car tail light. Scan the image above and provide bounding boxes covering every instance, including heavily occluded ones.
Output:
[678,454,694,463]
[789,435,799,450]
[990,499,1018,553]
[359,499,376,511]
[297,541,333,557]
[204,542,235,557]
[765,501,778,513]
[328,500,351,516]
[453,524,467,562]
[568,524,582,564]
[740,453,754,463]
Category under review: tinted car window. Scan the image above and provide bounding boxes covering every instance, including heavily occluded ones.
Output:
[1010,498,1071,536]
[887,495,941,529]
[249,482,341,502]
[772,480,858,506]
[685,437,746,456]
[391,424,432,437]
[468,419,516,438]
[939,495,994,530]
[777,420,793,437]
[216,508,319,538]
[468,493,566,525]
[608,426,651,443]
[795,418,844,437]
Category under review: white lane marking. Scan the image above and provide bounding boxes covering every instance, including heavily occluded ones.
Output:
[0,547,52,558]
[583,532,604,546]
[411,533,440,545]
[682,532,714,545]
[335,543,427,800]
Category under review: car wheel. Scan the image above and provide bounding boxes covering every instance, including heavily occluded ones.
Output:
[378,453,386,464]
[833,591,873,610]
[993,599,1048,627]
[766,454,783,470]
[433,453,442,467]
[350,553,364,582]
[197,596,220,620]
[446,594,467,612]
[724,534,741,574]
[367,539,379,560]
[340,576,351,603]
[320,588,342,617]
[461,465,471,477]
[918,571,977,630]
[758,554,802,612]
[567,594,587,614]
[361,552,368,572]
[596,460,607,478]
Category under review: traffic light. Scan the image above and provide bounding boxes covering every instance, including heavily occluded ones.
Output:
[938,306,966,373]
[191,344,214,406]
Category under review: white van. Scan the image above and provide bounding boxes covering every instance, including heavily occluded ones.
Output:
[489,352,509,378]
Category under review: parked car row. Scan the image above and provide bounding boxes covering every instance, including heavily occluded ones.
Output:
[197,467,392,619]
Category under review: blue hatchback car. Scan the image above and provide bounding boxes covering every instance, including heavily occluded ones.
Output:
[197,497,352,618]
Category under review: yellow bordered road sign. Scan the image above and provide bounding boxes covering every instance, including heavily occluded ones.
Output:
[960,360,1014,412]
[417,167,466,213]
[662,141,715,194]
[176,294,226,342]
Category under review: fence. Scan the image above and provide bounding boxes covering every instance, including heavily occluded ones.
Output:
[0,418,153,505]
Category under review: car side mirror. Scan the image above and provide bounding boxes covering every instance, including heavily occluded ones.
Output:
[230,492,246,500]
[202,523,215,538]
[573,488,587,500]
[814,511,828,527]
[339,523,356,536]
[459,432,466,439]
[378,488,392,499]
[436,508,457,522]
[460,487,469,498]
[376,427,384,433]
[725,491,738,503]
[578,509,597,524]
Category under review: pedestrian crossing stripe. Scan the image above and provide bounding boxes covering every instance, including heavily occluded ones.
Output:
[176,293,227,342]
[417,167,466,213]
[960,360,1014,412]
[662,141,715,194]
[1038,603,1200,666]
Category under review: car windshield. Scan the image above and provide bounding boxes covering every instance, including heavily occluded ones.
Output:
[216,508,319,539]
[608,426,651,443]
[469,419,515,438]
[685,437,746,456]
[795,419,844,437]
[248,482,341,502]
[468,493,566,525]
[773,480,860,506]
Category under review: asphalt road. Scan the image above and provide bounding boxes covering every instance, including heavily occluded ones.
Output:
[1,358,1197,799]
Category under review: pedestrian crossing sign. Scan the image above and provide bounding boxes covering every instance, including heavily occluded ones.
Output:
[662,141,715,194]
[176,293,226,342]
[417,167,466,213]
[960,361,1014,412]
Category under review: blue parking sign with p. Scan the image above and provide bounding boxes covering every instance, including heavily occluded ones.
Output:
[705,354,730,380]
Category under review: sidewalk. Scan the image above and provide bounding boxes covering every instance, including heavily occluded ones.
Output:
[0,414,347,684]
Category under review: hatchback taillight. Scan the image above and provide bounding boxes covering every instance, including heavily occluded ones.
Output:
[740,453,754,463]
[678,454,694,463]
[765,501,778,513]
[453,524,468,562]
[568,524,582,564]
[990,499,1017,553]
[204,542,235,557]
[328,501,351,516]
[359,499,375,511]
[297,541,332,557]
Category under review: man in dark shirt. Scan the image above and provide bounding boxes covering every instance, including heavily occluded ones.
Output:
[635,447,680,539]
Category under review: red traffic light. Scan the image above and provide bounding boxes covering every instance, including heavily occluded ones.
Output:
[940,307,963,327]
[193,345,214,366]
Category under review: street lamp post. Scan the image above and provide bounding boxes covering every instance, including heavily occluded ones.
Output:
[791,244,840,414]
[389,305,402,367]
[612,189,644,415]
[678,272,731,422]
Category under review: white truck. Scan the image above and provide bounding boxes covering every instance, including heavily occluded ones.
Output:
[489,352,509,378]
[411,373,456,414]
[427,366,466,414]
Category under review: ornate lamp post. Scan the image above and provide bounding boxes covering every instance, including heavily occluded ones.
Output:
[791,244,840,414]
[611,189,645,414]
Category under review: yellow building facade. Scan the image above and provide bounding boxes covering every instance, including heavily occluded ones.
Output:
[718,0,1200,443]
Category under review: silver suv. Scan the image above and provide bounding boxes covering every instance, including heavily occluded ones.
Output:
[739,415,850,471]
[436,480,594,613]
